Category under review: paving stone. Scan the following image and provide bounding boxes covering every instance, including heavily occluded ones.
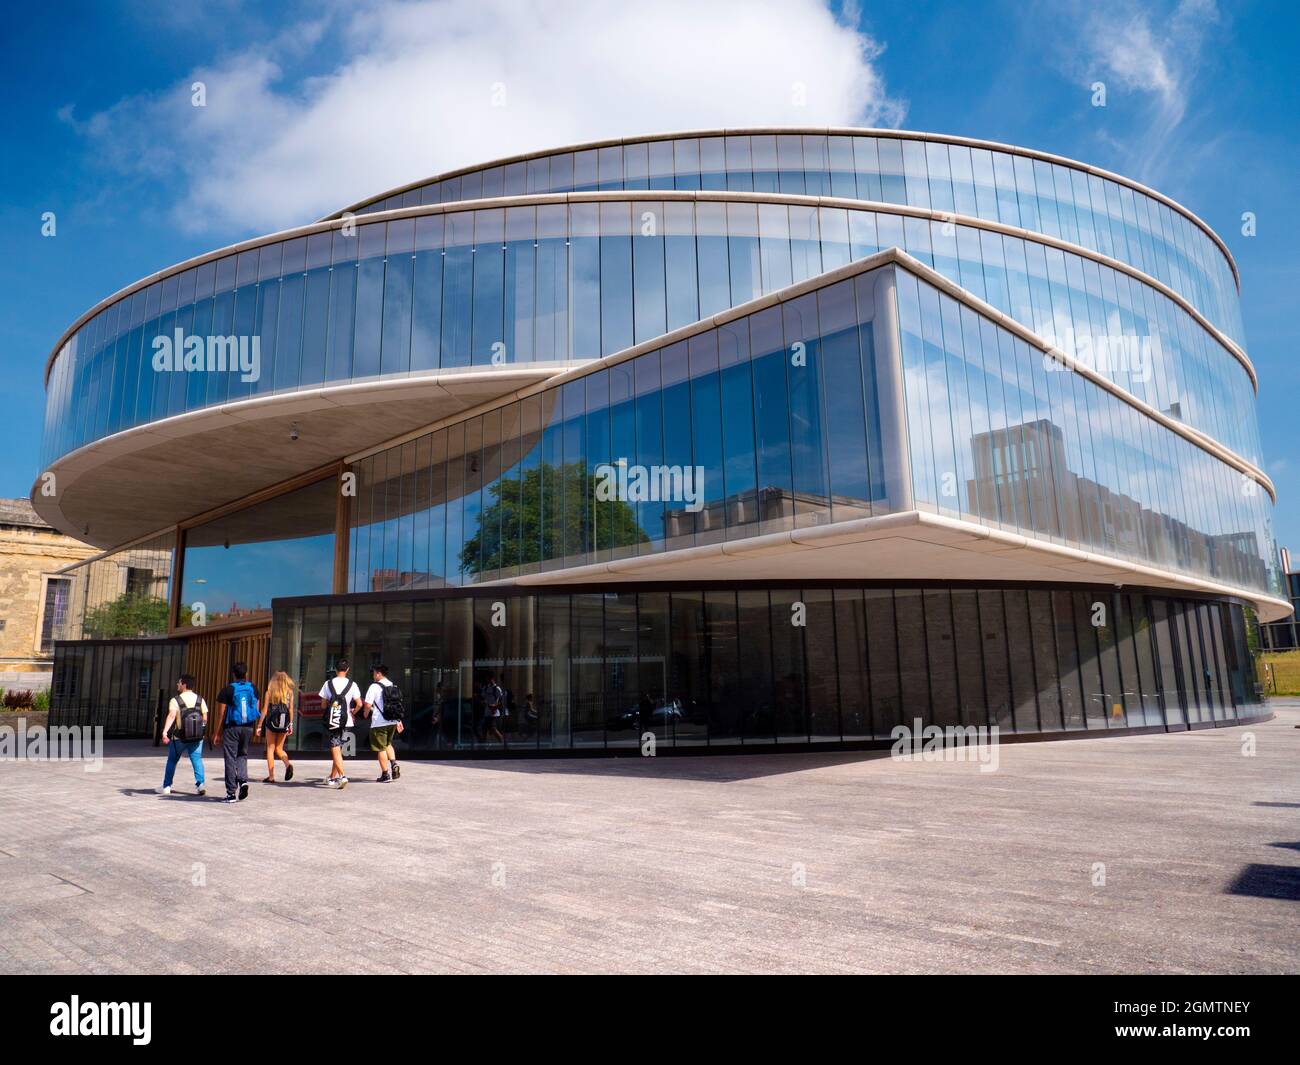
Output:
[0,702,1296,973]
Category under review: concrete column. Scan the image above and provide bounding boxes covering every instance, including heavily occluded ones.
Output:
[869,266,914,514]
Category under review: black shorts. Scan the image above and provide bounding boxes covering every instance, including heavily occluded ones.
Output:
[265,723,290,735]
[327,728,347,749]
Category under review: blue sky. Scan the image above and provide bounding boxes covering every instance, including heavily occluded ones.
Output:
[2,0,1296,554]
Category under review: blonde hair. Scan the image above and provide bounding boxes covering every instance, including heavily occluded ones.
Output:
[266,671,296,706]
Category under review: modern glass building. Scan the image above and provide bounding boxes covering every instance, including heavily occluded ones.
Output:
[1259,549,1300,653]
[38,129,1289,751]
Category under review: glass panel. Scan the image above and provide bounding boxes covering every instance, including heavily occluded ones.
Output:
[952,588,988,729]
[664,202,698,332]
[737,589,773,742]
[180,479,335,626]
[1027,590,1063,730]
[471,209,505,365]
[1004,588,1039,732]
[834,588,870,739]
[352,223,386,379]
[598,201,633,355]
[770,588,808,742]
[441,212,474,367]
[895,588,930,723]
[569,203,601,358]
[380,220,414,376]
[750,306,794,534]
[979,589,1013,731]
[924,588,958,728]
[632,201,667,344]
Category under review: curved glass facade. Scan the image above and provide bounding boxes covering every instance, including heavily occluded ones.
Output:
[38,130,1283,757]
[258,582,1262,754]
[344,132,1244,346]
[42,196,1259,469]
[343,262,1278,598]
[894,271,1275,593]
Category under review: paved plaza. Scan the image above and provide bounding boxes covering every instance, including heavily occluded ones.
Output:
[1,702,1297,974]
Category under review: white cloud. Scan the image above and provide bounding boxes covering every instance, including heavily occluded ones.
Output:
[1073,0,1219,179]
[71,0,904,235]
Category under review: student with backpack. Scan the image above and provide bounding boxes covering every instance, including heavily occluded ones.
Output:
[157,674,208,795]
[255,670,296,784]
[317,659,362,790]
[213,661,260,804]
[361,663,405,783]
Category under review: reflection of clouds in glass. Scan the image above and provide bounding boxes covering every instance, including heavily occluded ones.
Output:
[896,271,1271,594]
[182,533,333,614]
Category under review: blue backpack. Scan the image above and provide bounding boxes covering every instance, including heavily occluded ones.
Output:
[226,680,259,726]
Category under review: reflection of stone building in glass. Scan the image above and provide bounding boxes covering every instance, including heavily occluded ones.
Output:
[968,420,1265,592]
[51,531,174,642]
[33,129,1289,749]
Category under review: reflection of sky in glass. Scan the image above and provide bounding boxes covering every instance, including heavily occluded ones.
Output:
[43,196,1261,478]
[896,271,1278,596]
[182,534,333,616]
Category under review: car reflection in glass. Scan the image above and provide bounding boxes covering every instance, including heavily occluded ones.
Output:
[606,695,684,732]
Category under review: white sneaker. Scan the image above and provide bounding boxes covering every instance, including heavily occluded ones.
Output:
[156,786,171,795]
[196,785,206,796]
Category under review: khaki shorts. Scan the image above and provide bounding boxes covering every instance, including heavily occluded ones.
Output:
[369,724,397,752]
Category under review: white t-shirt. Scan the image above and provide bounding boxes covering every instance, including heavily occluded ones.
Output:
[365,677,394,727]
[318,677,361,727]
[168,691,208,724]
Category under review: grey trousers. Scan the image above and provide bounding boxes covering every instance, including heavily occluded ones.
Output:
[222,725,255,798]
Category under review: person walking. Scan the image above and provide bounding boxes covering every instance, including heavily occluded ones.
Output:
[255,670,296,783]
[213,661,260,804]
[318,659,362,790]
[521,692,538,740]
[361,663,405,782]
[428,679,446,748]
[157,674,208,795]
[482,674,505,745]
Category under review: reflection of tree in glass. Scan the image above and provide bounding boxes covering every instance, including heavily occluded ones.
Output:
[83,593,178,638]
[461,462,648,575]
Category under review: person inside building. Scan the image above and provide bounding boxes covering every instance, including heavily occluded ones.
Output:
[482,674,506,745]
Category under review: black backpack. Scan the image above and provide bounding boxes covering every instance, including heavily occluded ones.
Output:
[178,692,205,742]
[265,701,290,731]
[381,682,405,722]
[323,678,350,731]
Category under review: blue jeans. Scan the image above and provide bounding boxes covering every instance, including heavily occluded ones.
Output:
[163,738,205,787]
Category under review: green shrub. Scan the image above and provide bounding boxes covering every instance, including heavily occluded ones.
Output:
[33,689,50,712]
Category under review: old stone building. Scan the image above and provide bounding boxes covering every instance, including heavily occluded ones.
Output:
[0,498,96,688]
